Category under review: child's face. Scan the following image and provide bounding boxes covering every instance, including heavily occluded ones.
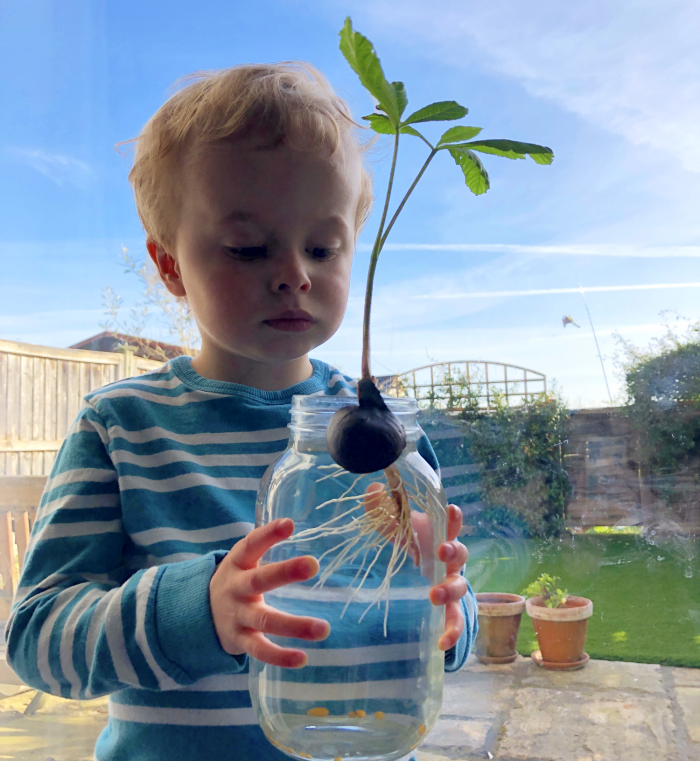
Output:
[153,134,362,373]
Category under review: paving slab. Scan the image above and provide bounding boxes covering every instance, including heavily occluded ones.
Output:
[498,686,677,761]
[519,657,665,697]
[1,657,699,761]
[672,667,700,745]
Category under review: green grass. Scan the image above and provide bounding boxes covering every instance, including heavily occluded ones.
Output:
[464,534,700,668]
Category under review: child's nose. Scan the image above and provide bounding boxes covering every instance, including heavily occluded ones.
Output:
[271,253,312,293]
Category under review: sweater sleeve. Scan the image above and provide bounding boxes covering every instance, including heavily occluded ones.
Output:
[4,402,245,700]
[415,429,477,671]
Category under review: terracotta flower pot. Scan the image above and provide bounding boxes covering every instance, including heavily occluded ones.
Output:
[526,595,593,670]
[474,593,526,664]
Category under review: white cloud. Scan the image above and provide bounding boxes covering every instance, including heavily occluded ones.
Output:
[6,147,93,188]
[348,0,700,172]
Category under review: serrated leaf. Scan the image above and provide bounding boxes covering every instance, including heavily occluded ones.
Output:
[436,126,483,147]
[399,124,425,139]
[362,114,425,140]
[461,139,554,164]
[391,81,408,117]
[448,146,490,195]
[362,113,396,135]
[339,18,399,125]
[402,100,468,125]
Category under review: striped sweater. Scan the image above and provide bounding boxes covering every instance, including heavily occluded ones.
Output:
[5,357,477,761]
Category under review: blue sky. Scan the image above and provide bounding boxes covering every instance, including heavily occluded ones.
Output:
[1,0,699,407]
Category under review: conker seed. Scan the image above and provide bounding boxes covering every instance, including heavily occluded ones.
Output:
[326,378,406,473]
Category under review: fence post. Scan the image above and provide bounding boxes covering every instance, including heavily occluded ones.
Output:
[119,347,135,380]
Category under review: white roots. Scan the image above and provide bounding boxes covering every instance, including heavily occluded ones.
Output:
[280,463,441,636]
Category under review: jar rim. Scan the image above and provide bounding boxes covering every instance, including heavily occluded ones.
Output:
[291,394,418,412]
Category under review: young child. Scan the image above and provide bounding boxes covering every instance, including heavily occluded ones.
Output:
[5,62,477,760]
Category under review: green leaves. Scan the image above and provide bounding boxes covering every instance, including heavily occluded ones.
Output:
[402,101,468,125]
[391,82,408,118]
[436,126,483,147]
[448,146,490,195]
[339,16,554,200]
[339,18,402,125]
[454,139,554,165]
[362,114,425,139]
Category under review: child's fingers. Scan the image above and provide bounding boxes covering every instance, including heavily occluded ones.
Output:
[237,629,308,669]
[364,482,385,511]
[438,539,468,575]
[446,504,463,542]
[429,574,467,606]
[240,556,319,596]
[239,605,330,641]
[228,519,295,571]
[364,482,422,565]
[438,601,465,651]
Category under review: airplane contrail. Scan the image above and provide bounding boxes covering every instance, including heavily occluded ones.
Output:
[414,282,700,299]
[362,243,700,258]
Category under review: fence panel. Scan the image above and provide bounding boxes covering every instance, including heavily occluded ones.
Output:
[0,338,162,477]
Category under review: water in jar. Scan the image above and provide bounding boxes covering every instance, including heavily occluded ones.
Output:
[250,444,447,761]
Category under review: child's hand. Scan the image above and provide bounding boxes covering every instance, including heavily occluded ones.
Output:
[209,518,330,669]
[364,485,468,652]
[430,504,469,651]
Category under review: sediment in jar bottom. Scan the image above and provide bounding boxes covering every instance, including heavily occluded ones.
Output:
[265,711,429,761]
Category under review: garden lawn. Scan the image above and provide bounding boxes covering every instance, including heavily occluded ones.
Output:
[464,534,700,668]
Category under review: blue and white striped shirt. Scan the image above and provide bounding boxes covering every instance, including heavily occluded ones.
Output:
[5,357,476,761]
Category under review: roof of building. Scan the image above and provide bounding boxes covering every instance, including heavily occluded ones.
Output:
[69,332,188,361]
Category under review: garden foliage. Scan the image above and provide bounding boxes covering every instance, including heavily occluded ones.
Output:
[419,371,571,538]
[462,391,571,538]
[523,573,569,609]
[618,320,700,506]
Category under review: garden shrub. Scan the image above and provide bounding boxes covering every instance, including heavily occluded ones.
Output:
[419,380,571,538]
[619,328,700,512]
[461,391,571,538]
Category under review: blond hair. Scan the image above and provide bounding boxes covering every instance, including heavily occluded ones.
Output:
[124,62,374,250]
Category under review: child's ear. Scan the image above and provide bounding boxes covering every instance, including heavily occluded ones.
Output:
[147,239,187,298]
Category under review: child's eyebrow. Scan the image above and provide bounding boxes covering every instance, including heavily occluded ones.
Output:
[218,210,257,225]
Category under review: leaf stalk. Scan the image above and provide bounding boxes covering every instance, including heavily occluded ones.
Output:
[361,131,400,380]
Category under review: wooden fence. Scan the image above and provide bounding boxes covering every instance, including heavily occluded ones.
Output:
[565,408,700,533]
[0,338,162,477]
[0,339,162,617]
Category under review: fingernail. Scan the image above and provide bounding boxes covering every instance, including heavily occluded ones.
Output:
[443,544,455,561]
[311,621,329,638]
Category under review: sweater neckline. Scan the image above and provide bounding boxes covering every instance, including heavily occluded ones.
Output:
[169,356,330,404]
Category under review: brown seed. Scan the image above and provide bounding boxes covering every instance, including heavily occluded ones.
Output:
[334,758,342,761]
[307,707,329,717]
[300,754,312,759]
[418,723,426,736]
[348,711,356,718]
[355,709,366,718]
[374,711,385,720]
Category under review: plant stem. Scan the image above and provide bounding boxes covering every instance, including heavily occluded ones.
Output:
[361,132,400,380]
[379,149,437,251]
[360,145,438,381]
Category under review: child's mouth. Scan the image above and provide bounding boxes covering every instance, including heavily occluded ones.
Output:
[265,318,314,332]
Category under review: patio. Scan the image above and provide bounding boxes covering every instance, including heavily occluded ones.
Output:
[1,654,698,761]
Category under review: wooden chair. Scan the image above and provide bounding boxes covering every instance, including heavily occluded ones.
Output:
[0,476,47,614]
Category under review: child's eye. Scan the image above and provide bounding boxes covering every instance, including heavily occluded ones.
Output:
[226,246,268,260]
[307,247,338,260]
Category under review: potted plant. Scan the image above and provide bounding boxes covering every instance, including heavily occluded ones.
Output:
[523,573,593,671]
[474,593,526,664]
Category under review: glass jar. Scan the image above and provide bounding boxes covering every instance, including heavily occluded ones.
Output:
[250,395,447,761]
